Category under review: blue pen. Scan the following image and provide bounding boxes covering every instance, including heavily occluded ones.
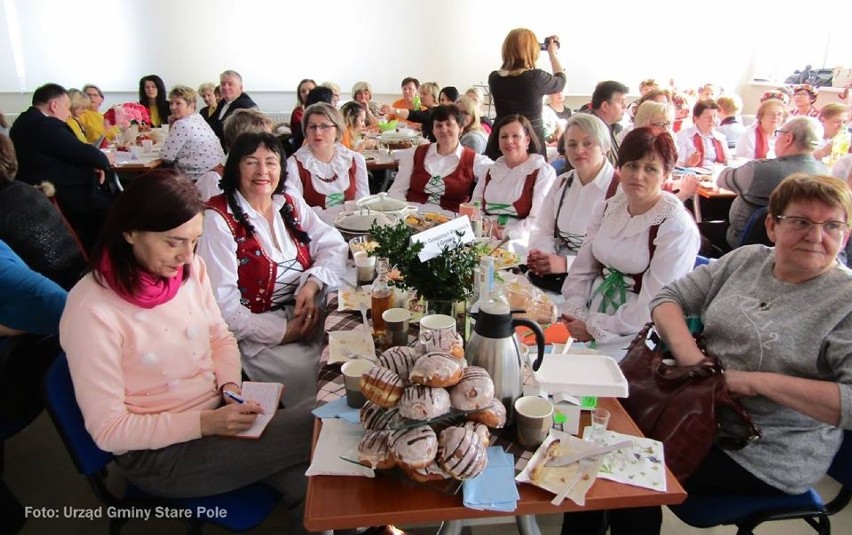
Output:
[223,390,246,404]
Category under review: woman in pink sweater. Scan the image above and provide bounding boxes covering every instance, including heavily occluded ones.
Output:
[59,170,311,534]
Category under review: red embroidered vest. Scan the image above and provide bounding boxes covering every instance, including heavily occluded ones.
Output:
[296,157,358,209]
[206,194,312,313]
[407,144,476,212]
[482,167,540,219]
[692,132,727,165]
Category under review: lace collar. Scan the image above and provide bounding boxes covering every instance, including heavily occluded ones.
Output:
[293,143,355,179]
[489,153,546,181]
[600,191,683,238]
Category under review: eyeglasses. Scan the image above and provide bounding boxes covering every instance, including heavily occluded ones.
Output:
[306,124,336,133]
[774,215,849,236]
[650,121,672,129]
[774,129,790,136]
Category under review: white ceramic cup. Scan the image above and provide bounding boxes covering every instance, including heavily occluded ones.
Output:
[129,146,143,159]
[514,396,554,450]
[141,139,154,153]
[418,314,457,353]
[341,359,374,408]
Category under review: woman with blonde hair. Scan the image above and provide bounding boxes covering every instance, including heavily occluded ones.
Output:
[457,95,487,154]
[736,99,787,159]
[351,81,382,126]
[486,28,565,159]
[66,89,92,143]
[340,101,376,153]
[813,103,850,161]
[198,82,218,119]
[285,103,369,212]
[160,85,224,182]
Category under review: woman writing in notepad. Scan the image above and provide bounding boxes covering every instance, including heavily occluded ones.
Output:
[60,170,312,534]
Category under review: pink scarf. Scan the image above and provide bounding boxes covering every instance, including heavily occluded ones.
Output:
[97,253,183,309]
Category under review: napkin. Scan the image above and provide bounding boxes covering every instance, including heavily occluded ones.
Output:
[515,430,604,506]
[581,428,667,492]
[305,419,374,478]
[311,396,362,424]
[462,447,519,512]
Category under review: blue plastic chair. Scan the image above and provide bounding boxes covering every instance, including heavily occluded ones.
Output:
[739,206,772,247]
[44,354,281,534]
[670,430,852,535]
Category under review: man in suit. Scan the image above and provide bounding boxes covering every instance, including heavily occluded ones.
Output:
[10,83,114,251]
[207,70,258,148]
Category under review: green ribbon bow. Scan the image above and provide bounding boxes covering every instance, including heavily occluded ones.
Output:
[326,192,345,207]
[589,268,629,314]
[485,202,515,226]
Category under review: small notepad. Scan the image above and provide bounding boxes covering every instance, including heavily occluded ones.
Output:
[236,382,284,438]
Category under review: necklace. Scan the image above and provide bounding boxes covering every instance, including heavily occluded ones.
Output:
[316,174,338,183]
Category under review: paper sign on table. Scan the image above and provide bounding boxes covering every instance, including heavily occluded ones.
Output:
[411,215,474,262]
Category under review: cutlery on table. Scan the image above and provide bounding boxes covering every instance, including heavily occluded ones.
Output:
[545,440,633,467]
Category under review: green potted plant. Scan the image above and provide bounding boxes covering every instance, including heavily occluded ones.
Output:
[370,221,478,324]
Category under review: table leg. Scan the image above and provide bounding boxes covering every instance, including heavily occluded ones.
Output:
[436,519,463,535]
[692,192,703,223]
[516,515,542,535]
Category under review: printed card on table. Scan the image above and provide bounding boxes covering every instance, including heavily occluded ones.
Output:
[411,215,475,262]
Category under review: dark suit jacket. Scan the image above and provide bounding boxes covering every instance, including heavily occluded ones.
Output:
[9,107,112,214]
[205,92,258,148]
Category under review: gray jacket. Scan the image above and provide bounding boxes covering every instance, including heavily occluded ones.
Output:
[717,154,826,248]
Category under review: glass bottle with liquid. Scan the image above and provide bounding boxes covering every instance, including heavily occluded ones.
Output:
[371,257,392,337]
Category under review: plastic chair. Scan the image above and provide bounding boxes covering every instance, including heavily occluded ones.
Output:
[693,255,712,268]
[739,206,772,247]
[44,354,281,534]
[669,430,852,535]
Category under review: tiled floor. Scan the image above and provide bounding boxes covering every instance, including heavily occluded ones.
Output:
[5,412,849,534]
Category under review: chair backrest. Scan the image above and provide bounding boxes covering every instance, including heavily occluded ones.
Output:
[740,206,773,247]
[828,430,852,487]
[44,354,114,476]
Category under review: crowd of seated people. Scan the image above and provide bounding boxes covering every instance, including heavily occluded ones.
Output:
[4,25,852,534]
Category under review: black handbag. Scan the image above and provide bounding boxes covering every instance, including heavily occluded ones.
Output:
[619,321,761,482]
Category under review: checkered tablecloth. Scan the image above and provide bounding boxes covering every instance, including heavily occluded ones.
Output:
[315,291,535,470]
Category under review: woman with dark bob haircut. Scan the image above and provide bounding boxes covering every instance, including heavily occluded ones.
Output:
[388,104,492,212]
[198,133,347,409]
[558,127,700,349]
[138,74,169,127]
[60,169,312,534]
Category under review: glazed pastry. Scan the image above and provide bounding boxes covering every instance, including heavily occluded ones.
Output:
[449,366,494,411]
[360,366,404,408]
[402,460,451,483]
[389,425,438,469]
[462,421,492,446]
[467,398,507,429]
[377,346,420,386]
[360,401,404,431]
[448,341,465,360]
[357,430,396,470]
[437,426,487,480]
[398,385,452,421]
[409,352,464,388]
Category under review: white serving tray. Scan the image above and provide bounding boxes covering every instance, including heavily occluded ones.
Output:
[533,354,629,398]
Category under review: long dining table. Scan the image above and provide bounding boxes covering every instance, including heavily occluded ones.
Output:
[305,292,686,534]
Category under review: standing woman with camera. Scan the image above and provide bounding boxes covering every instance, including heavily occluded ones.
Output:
[486,28,566,160]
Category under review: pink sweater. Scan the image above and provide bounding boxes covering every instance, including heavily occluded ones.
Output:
[60,255,241,454]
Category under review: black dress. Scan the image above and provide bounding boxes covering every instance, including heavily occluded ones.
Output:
[486,69,566,159]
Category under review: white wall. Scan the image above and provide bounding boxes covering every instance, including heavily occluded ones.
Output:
[1,0,850,117]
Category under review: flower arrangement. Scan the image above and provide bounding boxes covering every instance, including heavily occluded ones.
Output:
[370,221,478,302]
[104,103,151,128]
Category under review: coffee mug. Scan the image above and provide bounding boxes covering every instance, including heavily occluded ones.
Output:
[419,314,458,353]
[341,359,374,408]
[514,396,554,450]
[383,308,411,347]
